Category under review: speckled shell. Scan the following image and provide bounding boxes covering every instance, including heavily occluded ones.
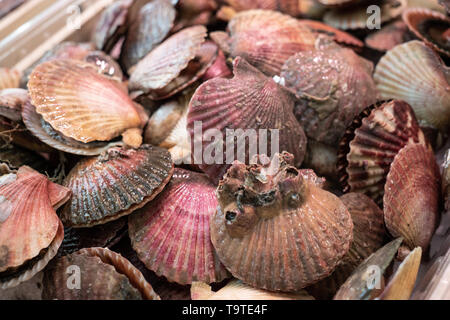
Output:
[42,247,160,300]
[365,20,410,52]
[334,238,403,300]
[61,145,174,228]
[281,44,378,146]
[403,8,450,57]
[128,26,208,95]
[384,142,440,251]
[0,88,28,122]
[211,9,316,76]
[0,69,21,90]
[187,57,307,184]
[129,168,229,285]
[337,100,428,205]
[28,59,146,144]
[299,19,364,47]
[211,153,353,292]
[324,0,407,30]
[374,41,450,133]
[121,0,176,71]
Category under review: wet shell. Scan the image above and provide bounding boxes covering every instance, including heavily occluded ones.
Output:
[121,0,176,71]
[374,40,450,133]
[61,145,174,228]
[211,9,316,76]
[337,100,428,205]
[191,280,315,300]
[299,19,364,47]
[334,237,403,300]
[0,88,28,122]
[187,57,307,184]
[281,43,378,146]
[28,59,146,144]
[308,193,385,300]
[211,153,353,292]
[403,8,450,57]
[0,69,21,90]
[129,168,230,285]
[84,51,124,80]
[42,247,160,300]
[383,142,440,251]
[324,0,407,30]
[365,20,411,52]
[128,26,208,96]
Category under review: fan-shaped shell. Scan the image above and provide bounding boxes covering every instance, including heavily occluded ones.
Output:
[128,25,208,95]
[403,8,450,57]
[42,247,160,300]
[28,59,145,144]
[383,142,440,251]
[337,100,428,205]
[212,9,316,76]
[187,57,307,184]
[374,40,450,132]
[281,44,378,146]
[0,88,28,122]
[129,168,229,285]
[0,69,21,90]
[211,153,353,292]
[365,20,410,52]
[61,145,174,228]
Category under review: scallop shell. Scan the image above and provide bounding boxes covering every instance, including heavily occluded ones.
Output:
[129,168,229,285]
[337,100,428,205]
[85,51,124,80]
[365,20,411,52]
[211,9,316,76]
[211,153,353,292]
[281,44,378,146]
[191,280,315,300]
[0,88,28,122]
[324,0,407,30]
[403,8,450,57]
[0,69,21,90]
[202,50,233,81]
[308,193,386,300]
[374,40,450,132]
[383,142,441,251]
[120,0,176,71]
[299,19,364,47]
[334,237,403,300]
[61,145,174,228]
[28,59,146,145]
[128,26,208,95]
[42,247,160,300]
[187,57,307,184]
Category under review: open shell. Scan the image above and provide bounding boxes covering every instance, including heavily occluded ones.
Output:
[383,142,441,251]
[28,59,147,146]
[0,69,21,90]
[374,40,450,133]
[129,168,230,285]
[187,57,307,184]
[211,9,316,76]
[211,153,353,292]
[337,100,428,205]
[61,145,174,228]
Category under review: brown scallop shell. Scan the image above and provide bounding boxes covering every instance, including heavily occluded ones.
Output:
[365,20,411,52]
[187,57,307,184]
[337,100,428,205]
[28,59,146,145]
[308,193,386,299]
[211,9,316,76]
[374,41,450,133]
[383,142,441,251]
[299,19,364,47]
[0,69,21,90]
[42,247,160,300]
[211,153,353,292]
[61,145,174,228]
[129,168,230,285]
[403,8,450,57]
[281,43,378,146]
[0,88,27,122]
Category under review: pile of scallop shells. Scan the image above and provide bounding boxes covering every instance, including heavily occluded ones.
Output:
[0,0,449,300]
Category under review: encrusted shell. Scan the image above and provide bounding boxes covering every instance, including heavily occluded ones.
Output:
[28,59,146,145]
[374,40,450,133]
[211,9,316,76]
[0,69,21,90]
[211,153,353,292]
[365,20,411,52]
[337,100,428,205]
[187,57,307,183]
[128,168,230,285]
[61,145,174,228]
[383,142,441,251]
[42,247,160,300]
